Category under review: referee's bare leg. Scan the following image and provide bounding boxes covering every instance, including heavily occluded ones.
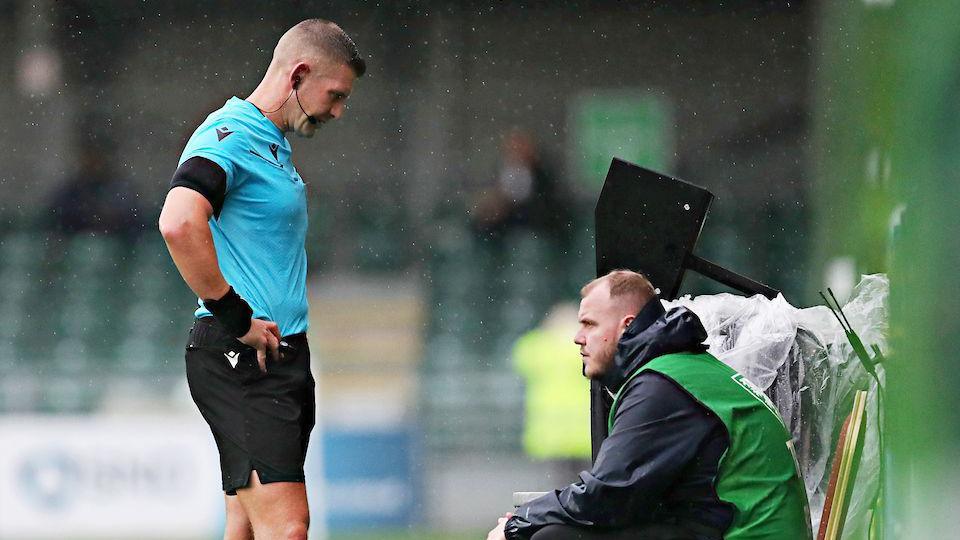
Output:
[236,470,309,539]
[224,493,254,540]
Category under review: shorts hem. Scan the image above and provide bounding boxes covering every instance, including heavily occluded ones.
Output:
[224,468,306,495]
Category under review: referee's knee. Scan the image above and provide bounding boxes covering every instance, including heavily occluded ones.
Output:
[279,521,308,540]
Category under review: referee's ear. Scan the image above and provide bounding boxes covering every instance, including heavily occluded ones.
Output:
[290,63,310,88]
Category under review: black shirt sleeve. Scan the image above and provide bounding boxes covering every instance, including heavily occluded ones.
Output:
[504,372,725,539]
[169,156,227,218]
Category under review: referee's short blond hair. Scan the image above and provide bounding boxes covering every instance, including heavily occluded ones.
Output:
[274,18,366,77]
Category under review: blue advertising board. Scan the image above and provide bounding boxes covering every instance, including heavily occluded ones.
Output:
[309,428,419,531]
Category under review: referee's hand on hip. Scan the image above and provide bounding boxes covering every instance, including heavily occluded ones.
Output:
[239,319,282,373]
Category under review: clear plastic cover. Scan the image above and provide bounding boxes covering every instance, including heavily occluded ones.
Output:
[663,274,887,537]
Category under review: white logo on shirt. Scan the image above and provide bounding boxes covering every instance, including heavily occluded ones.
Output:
[224,350,240,368]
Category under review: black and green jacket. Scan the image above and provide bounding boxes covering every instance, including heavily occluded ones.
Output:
[505,300,810,540]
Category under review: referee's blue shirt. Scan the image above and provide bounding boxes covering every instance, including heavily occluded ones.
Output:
[179,97,308,336]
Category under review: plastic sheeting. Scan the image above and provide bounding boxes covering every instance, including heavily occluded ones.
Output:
[663,274,887,538]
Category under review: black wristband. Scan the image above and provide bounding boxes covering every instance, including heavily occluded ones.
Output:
[203,286,253,338]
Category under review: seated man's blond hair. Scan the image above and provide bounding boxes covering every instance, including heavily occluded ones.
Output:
[581,270,656,314]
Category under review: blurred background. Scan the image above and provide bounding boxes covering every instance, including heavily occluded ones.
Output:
[0,1,956,539]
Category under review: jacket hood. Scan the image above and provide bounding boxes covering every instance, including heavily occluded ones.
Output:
[599,298,709,392]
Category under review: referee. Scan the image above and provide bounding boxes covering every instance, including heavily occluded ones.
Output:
[159,19,364,540]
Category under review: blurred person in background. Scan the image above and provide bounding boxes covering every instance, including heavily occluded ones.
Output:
[489,270,810,540]
[158,19,364,540]
[469,128,572,245]
[46,123,144,241]
[512,302,591,481]
[468,129,575,328]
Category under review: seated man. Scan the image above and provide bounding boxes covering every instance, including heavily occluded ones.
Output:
[488,270,811,540]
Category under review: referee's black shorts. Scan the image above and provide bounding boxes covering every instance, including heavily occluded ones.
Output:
[184,316,316,495]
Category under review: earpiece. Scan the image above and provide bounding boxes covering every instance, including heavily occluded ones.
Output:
[292,76,317,125]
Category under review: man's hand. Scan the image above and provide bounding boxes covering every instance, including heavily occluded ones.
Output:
[238,318,281,373]
[486,512,513,540]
